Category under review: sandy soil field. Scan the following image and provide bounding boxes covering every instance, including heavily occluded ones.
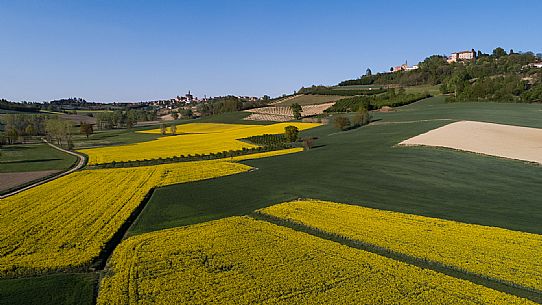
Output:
[399,121,542,164]
[0,170,59,192]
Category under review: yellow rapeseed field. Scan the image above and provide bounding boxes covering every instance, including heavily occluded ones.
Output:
[0,161,254,278]
[79,122,319,165]
[258,199,542,291]
[97,216,535,305]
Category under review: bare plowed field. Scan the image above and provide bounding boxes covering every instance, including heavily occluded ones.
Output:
[400,121,542,164]
[0,170,59,193]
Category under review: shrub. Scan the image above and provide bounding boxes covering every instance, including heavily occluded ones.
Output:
[351,108,372,127]
[333,115,351,131]
[284,126,299,142]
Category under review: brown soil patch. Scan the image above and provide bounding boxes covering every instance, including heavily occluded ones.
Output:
[399,121,542,164]
[0,170,59,192]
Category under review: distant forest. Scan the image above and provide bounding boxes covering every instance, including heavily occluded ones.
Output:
[196,95,269,116]
[0,99,41,112]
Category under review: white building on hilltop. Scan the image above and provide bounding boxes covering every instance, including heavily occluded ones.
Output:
[447,49,476,63]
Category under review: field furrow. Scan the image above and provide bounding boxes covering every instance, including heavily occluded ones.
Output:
[257,199,542,292]
[0,160,257,278]
[97,216,535,305]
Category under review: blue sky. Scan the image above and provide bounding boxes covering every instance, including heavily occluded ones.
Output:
[1,0,541,102]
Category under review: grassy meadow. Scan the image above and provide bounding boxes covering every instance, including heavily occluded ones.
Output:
[0,143,77,173]
[0,273,97,305]
[274,94,346,106]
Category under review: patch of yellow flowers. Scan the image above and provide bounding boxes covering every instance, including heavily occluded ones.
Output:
[80,122,319,165]
[0,157,277,278]
[258,199,542,292]
[98,216,535,305]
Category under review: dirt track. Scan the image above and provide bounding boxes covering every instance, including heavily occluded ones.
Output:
[400,121,542,164]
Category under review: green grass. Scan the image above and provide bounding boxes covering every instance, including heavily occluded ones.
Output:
[0,109,29,114]
[332,85,384,90]
[403,84,441,95]
[195,111,274,125]
[74,110,113,114]
[335,84,441,96]
[0,273,97,305]
[274,95,346,106]
[72,128,162,149]
[0,143,78,173]
[371,96,542,127]
[130,97,542,236]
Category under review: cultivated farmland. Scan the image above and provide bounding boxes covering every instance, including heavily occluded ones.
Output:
[272,94,345,106]
[0,160,255,278]
[3,97,542,304]
[258,199,542,292]
[244,103,335,122]
[98,216,535,305]
[79,122,318,165]
[400,120,542,164]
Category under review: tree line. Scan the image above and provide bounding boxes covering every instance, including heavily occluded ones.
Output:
[338,48,542,102]
[0,99,41,113]
[95,109,157,130]
[196,95,270,117]
[333,108,372,131]
[297,85,386,96]
[325,90,431,112]
[0,114,74,147]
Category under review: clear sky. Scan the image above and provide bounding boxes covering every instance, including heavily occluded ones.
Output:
[1,0,541,102]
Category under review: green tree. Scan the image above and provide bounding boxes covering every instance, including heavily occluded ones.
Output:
[351,108,371,127]
[171,111,179,120]
[180,108,193,119]
[284,125,299,142]
[25,124,36,136]
[302,137,314,150]
[290,103,302,120]
[45,118,73,147]
[492,47,507,58]
[160,123,167,135]
[171,124,177,135]
[80,122,94,139]
[449,69,471,97]
[333,115,351,131]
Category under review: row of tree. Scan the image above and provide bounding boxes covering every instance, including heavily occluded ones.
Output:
[297,85,386,96]
[0,99,41,113]
[1,114,48,144]
[95,109,157,130]
[333,108,372,131]
[325,90,431,112]
[196,96,270,116]
[0,113,76,147]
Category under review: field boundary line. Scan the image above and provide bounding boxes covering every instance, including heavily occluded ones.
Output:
[0,139,87,199]
[370,118,454,125]
[250,212,542,304]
